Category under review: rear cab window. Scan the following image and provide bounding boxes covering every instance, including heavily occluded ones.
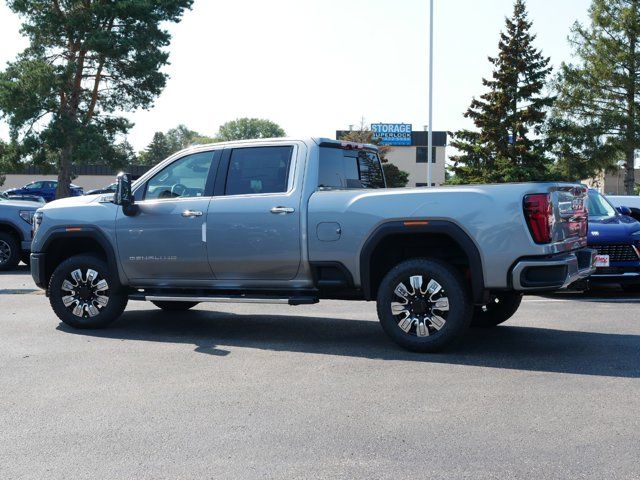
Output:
[318,146,385,190]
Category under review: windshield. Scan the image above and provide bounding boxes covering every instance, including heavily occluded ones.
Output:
[587,190,616,219]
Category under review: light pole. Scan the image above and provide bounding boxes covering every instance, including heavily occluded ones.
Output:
[427,0,434,187]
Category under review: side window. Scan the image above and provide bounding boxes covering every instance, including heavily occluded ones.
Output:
[225,146,293,195]
[25,182,43,190]
[144,151,215,200]
[416,146,437,163]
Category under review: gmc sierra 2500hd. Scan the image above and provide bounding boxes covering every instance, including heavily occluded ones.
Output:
[30,138,595,352]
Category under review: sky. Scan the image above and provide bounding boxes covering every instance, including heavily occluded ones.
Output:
[0,0,592,154]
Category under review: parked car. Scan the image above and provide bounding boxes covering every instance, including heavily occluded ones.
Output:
[85,183,117,196]
[0,195,41,270]
[30,138,595,352]
[4,180,83,202]
[607,194,640,222]
[585,190,640,292]
[0,192,46,204]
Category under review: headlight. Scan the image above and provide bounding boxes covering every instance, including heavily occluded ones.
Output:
[32,211,44,234]
[19,210,35,225]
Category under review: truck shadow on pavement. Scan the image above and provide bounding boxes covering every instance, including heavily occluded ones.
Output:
[57,309,640,379]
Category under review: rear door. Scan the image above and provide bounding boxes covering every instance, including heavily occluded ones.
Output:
[206,144,301,280]
[116,150,220,281]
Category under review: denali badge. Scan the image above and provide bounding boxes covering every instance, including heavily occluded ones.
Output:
[129,256,178,261]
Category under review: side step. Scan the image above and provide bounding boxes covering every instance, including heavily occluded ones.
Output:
[129,292,319,306]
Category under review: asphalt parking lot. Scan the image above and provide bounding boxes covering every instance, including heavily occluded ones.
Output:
[1,266,639,480]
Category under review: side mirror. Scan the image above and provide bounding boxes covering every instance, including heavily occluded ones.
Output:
[114,172,138,216]
[617,206,632,216]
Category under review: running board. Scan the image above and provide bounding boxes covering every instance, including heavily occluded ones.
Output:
[129,293,318,306]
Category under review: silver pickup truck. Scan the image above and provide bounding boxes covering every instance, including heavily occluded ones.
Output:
[30,138,595,351]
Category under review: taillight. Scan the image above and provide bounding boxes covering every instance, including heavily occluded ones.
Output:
[524,193,553,244]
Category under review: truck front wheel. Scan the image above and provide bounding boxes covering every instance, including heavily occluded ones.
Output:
[49,254,128,329]
[0,232,20,271]
[376,258,472,352]
[471,292,522,328]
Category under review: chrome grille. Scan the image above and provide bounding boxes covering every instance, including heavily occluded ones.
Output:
[595,244,640,262]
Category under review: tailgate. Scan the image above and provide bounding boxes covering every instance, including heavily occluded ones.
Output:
[550,185,589,248]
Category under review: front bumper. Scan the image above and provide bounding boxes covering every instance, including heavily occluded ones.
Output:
[30,253,47,289]
[511,248,596,292]
[589,269,640,285]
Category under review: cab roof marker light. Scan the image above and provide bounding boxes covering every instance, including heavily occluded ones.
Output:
[403,220,429,227]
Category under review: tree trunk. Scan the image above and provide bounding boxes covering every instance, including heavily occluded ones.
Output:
[624,149,636,195]
[56,146,73,199]
[625,23,637,195]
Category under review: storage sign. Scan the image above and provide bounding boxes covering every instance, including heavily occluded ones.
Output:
[371,123,412,146]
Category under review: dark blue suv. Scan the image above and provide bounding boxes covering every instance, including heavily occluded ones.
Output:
[586,189,640,292]
[4,181,83,202]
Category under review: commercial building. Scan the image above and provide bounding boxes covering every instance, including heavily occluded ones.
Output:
[584,169,640,195]
[336,124,447,187]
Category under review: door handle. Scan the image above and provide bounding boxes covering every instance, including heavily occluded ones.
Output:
[182,210,203,218]
[270,206,295,214]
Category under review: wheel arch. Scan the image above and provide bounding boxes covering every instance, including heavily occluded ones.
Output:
[0,221,24,242]
[41,227,123,291]
[359,220,486,303]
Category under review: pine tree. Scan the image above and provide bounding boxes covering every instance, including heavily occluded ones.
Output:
[449,0,554,184]
[552,0,640,193]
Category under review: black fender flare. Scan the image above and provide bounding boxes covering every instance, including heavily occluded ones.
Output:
[359,220,486,303]
[40,226,124,290]
[0,221,25,242]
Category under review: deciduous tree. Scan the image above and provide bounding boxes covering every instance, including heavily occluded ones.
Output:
[0,0,193,198]
[216,118,285,142]
[137,125,214,165]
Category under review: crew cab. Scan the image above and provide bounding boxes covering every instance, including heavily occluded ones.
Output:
[30,138,595,352]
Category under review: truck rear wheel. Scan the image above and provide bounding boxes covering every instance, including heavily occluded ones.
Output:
[49,254,128,329]
[152,301,199,311]
[471,292,522,328]
[376,258,472,352]
[0,232,20,271]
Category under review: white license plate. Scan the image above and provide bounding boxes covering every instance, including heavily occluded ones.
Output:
[594,254,610,267]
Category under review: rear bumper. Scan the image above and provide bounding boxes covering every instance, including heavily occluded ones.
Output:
[511,248,596,292]
[30,253,47,289]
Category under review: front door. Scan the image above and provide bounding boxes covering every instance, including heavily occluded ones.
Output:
[116,150,219,282]
[207,145,301,280]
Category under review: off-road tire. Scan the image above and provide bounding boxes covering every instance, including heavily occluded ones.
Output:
[49,254,128,329]
[471,292,523,328]
[152,301,199,311]
[376,258,472,352]
[0,231,20,271]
